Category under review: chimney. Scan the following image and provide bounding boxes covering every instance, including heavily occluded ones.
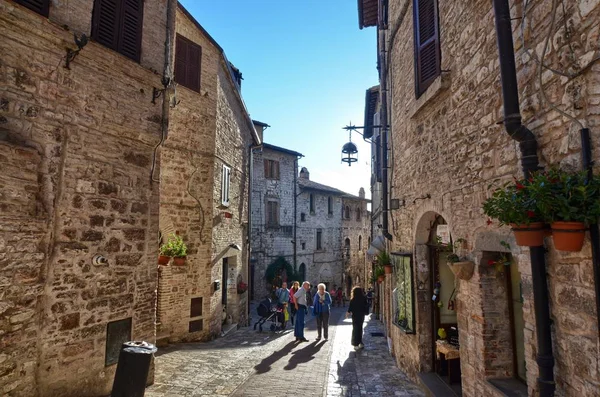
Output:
[299,167,310,180]
[252,120,270,143]
[359,187,365,199]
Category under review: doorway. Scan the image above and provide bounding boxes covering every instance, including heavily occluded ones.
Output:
[507,259,526,381]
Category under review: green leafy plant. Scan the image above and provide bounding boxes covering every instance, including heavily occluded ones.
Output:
[376,251,391,266]
[483,178,542,226]
[528,168,600,225]
[265,257,297,287]
[160,234,188,257]
[374,265,385,278]
[487,241,512,273]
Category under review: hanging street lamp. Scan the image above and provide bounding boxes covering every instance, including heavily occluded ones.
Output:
[341,131,358,166]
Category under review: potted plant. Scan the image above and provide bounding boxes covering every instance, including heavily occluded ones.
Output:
[445,238,474,280]
[158,249,171,265]
[160,234,188,265]
[487,241,512,275]
[483,178,546,247]
[237,281,248,294]
[374,265,385,283]
[376,251,393,274]
[529,169,600,251]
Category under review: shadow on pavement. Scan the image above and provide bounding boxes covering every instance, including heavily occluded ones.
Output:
[283,340,325,370]
[253,341,297,374]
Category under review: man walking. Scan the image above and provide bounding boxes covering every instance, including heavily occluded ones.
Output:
[293,281,311,342]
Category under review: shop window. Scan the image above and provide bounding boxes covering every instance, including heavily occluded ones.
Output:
[175,34,202,91]
[92,0,144,62]
[13,0,49,16]
[392,253,415,333]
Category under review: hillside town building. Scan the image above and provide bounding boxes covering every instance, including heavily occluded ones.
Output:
[359,0,600,396]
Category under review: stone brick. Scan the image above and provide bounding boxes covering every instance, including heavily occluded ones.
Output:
[59,313,80,331]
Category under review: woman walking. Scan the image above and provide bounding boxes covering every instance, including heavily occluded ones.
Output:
[289,281,300,326]
[312,283,332,341]
[346,286,368,350]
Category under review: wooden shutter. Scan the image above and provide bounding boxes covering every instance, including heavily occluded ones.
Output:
[118,0,143,62]
[274,161,280,180]
[413,0,440,97]
[175,35,188,88]
[175,34,201,92]
[13,0,50,17]
[264,159,270,178]
[92,0,143,62]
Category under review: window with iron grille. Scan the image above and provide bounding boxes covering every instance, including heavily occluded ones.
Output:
[266,201,279,227]
[91,0,144,63]
[264,159,280,179]
[13,0,50,17]
[175,34,202,92]
[413,0,441,98]
[221,165,230,206]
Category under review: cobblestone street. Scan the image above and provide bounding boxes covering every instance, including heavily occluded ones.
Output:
[146,306,423,397]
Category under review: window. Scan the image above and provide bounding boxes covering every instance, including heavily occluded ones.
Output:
[344,206,350,219]
[300,213,306,222]
[264,159,280,179]
[413,0,441,97]
[392,253,415,333]
[301,242,305,250]
[328,196,333,215]
[379,0,389,29]
[91,0,144,62]
[316,229,323,250]
[266,201,279,227]
[344,238,350,257]
[13,0,49,16]
[190,297,203,318]
[221,165,230,206]
[356,207,361,221]
[359,236,362,251]
[175,34,202,92]
[309,194,315,213]
[375,135,382,182]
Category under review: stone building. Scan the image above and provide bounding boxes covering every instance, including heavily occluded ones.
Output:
[358,0,600,396]
[342,188,371,294]
[250,149,371,298]
[249,142,303,298]
[0,0,174,395]
[156,4,260,343]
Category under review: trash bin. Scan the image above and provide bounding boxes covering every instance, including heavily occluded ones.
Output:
[111,341,157,397]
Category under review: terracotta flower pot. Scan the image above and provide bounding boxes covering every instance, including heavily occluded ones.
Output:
[377,275,385,283]
[551,222,586,251]
[384,264,393,274]
[510,222,546,247]
[158,255,170,265]
[173,256,187,266]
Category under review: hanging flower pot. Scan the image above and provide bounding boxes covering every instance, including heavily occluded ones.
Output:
[377,275,385,283]
[384,264,393,274]
[510,222,546,247]
[447,261,474,281]
[551,222,586,251]
[158,255,171,265]
[173,256,187,266]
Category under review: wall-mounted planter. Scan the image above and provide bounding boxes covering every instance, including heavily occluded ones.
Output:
[447,261,474,281]
[158,255,170,265]
[173,256,187,266]
[551,222,586,251]
[384,264,393,274]
[377,275,385,283]
[511,222,546,247]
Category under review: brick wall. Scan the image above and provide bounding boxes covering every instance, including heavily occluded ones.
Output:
[378,0,600,396]
[0,0,167,395]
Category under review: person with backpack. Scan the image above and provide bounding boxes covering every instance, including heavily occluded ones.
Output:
[346,286,369,350]
[312,283,332,341]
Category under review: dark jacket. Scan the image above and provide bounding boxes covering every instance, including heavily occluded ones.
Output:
[348,295,368,316]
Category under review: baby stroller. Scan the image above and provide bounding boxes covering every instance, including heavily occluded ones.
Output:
[253,298,284,333]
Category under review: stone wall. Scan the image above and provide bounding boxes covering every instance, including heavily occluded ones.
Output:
[156,6,254,343]
[341,195,370,294]
[377,0,600,396]
[250,147,297,297]
[0,0,167,395]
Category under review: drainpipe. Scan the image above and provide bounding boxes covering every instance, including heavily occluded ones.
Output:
[580,128,600,337]
[493,1,555,396]
[379,29,392,242]
[293,156,298,271]
[248,144,261,314]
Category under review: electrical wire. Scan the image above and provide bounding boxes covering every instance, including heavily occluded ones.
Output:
[538,0,585,130]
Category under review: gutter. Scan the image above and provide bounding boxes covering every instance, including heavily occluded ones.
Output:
[493,1,554,395]
[379,27,392,241]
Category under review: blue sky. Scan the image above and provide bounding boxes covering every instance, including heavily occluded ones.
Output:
[180,1,378,198]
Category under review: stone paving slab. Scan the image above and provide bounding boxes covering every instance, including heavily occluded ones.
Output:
[326,313,424,397]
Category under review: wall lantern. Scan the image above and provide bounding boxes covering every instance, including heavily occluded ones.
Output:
[340,123,388,167]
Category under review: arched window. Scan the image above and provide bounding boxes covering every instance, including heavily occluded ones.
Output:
[356,207,361,221]
[345,206,350,219]
[359,236,362,251]
[299,263,306,282]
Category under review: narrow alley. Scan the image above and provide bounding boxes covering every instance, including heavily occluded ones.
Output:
[146,307,424,397]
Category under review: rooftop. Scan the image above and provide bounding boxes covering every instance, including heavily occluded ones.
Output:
[262,143,303,158]
[357,0,378,29]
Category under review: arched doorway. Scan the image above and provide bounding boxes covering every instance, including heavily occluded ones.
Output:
[299,263,306,283]
[415,211,461,390]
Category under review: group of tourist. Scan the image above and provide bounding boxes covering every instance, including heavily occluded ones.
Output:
[273,281,372,350]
